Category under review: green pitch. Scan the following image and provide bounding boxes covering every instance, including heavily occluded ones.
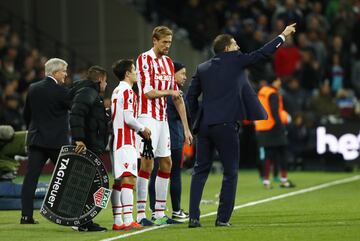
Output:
[1,171,359,241]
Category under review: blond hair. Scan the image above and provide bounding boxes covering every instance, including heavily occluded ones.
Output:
[152,26,172,40]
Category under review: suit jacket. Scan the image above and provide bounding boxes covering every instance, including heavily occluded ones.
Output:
[186,36,285,128]
[23,77,70,149]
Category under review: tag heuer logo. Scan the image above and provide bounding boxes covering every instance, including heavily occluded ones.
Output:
[93,187,112,209]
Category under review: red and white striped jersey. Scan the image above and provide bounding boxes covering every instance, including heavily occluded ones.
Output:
[111,81,138,150]
[136,48,178,121]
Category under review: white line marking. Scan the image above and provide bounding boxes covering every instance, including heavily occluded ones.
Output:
[100,175,360,241]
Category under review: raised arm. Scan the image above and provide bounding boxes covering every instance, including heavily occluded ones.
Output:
[240,23,297,68]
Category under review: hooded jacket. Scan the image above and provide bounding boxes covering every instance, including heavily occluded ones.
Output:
[69,80,109,155]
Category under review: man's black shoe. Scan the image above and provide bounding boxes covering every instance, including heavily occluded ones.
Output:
[188,219,201,228]
[215,219,231,227]
[20,216,39,224]
[72,221,107,232]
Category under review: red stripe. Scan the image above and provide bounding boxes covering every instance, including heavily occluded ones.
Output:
[157,170,170,179]
[148,56,155,118]
[138,170,150,179]
[121,171,134,177]
[112,98,117,122]
[124,123,131,145]
[124,89,129,110]
[122,204,133,208]
[155,209,166,211]
[113,213,122,215]
[154,58,162,74]
[158,79,164,121]
[163,80,169,120]
[137,210,145,213]
[165,57,174,75]
[113,183,122,191]
[132,93,137,146]
[155,199,166,202]
[165,57,176,90]
[132,130,135,147]
[123,212,133,215]
[116,128,123,150]
[137,200,147,203]
[138,55,148,114]
[161,59,169,75]
[121,183,134,189]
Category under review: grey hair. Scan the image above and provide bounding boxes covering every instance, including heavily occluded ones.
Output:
[45,58,68,76]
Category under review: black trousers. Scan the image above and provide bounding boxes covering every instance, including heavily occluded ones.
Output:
[21,146,60,217]
[149,148,183,212]
[189,122,240,222]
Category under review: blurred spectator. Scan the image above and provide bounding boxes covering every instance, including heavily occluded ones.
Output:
[335,88,360,119]
[306,1,329,34]
[297,48,321,92]
[277,0,304,31]
[307,30,327,73]
[329,53,344,93]
[0,94,25,131]
[283,75,308,116]
[351,59,360,96]
[273,35,301,78]
[308,81,340,121]
[328,35,351,87]
[287,112,309,168]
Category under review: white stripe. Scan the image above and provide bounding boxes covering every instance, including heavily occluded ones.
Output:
[100,175,360,241]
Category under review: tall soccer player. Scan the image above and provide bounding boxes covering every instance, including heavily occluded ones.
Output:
[111,59,151,230]
[136,26,193,226]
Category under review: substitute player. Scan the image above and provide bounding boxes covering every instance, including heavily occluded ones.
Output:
[136,26,192,226]
[111,59,151,230]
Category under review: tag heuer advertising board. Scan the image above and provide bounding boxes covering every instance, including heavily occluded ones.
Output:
[40,145,111,226]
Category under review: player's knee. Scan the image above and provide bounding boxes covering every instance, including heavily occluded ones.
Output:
[140,159,153,172]
[121,176,136,186]
[159,156,172,172]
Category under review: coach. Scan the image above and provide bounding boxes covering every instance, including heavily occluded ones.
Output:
[21,58,70,224]
[186,23,297,228]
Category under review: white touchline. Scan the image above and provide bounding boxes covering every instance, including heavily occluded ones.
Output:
[100,175,360,241]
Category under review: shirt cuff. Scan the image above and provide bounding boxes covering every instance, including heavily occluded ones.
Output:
[278,34,285,42]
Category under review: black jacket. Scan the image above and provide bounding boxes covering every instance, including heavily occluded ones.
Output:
[23,77,70,149]
[69,80,109,154]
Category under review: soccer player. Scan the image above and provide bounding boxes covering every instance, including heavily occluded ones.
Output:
[136,26,192,226]
[111,59,151,230]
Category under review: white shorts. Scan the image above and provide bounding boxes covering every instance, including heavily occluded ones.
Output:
[111,145,138,179]
[137,116,171,158]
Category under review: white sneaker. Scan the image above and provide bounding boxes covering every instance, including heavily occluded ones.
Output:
[172,209,189,219]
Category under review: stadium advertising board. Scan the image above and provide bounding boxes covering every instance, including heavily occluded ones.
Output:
[317,123,360,162]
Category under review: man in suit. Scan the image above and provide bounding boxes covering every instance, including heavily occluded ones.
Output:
[21,58,70,224]
[186,23,296,228]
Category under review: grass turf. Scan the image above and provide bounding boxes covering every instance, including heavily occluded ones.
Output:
[1,170,359,241]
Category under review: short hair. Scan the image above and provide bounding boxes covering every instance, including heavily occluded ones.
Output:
[152,26,172,40]
[86,65,107,82]
[112,59,134,81]
[44,58,68,76]
[212,34,233,54]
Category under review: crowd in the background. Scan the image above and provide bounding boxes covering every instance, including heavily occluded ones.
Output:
[140,0,360,167]
[142,0,360,95]
[0,22,85,131]
[2,0,360,168]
